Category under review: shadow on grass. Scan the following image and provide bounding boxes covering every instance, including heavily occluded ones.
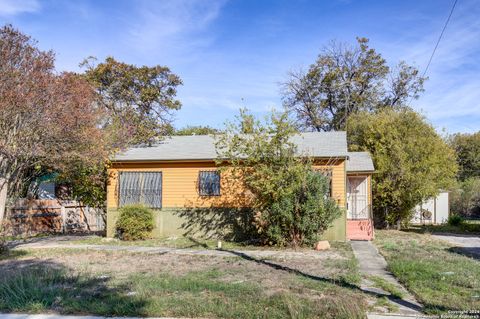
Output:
[219,248,426,313]
[6,233,100,250]
[0,259,149,316]
[447,246,480,261]
[185,236,210,249]
[0,249,29,261]
[403,224,480,236]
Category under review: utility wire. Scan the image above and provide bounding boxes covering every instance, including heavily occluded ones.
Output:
[421,0,458,79]
[408,0,458,107]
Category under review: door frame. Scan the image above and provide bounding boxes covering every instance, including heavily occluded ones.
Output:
[347,175,369,220]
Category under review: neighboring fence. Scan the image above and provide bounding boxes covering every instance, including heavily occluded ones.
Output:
[4,199,105,237]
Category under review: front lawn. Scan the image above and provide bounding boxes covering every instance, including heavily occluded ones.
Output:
[66,235,288,250]
[375,230,480,314]
[65,235,352,254]
[0,244,377,319]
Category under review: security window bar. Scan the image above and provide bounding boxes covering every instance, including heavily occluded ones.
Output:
[199,171,221,196]
[118,171,162,208]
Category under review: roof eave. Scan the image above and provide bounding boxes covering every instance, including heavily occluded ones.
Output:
[110,155,349,163]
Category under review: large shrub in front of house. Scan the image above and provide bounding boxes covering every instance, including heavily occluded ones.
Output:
[115,204,154,240]
[216,109,342,247]
[262,170,342,246]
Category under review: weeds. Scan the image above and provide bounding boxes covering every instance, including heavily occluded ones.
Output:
[375,230,480,314]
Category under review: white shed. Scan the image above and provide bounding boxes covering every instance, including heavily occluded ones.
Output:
[411,191,450,225]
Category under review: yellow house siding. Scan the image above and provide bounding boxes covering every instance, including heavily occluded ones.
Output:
[107,158,348,241]
[108,159,347,209]
[107,161,251,209]
[313,160,346,208]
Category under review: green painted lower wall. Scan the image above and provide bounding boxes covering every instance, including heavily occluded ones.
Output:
[321,210,346,241]
[107,208,186,238]
[107,207,347,242]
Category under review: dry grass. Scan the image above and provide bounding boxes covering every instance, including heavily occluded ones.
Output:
[0,244,376,318]
[375,230,480,314]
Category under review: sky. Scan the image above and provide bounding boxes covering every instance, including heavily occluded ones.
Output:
[0,0,478,134]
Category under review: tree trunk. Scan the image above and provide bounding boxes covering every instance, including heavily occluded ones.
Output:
[0,177,7,221]
[396,219,401,230]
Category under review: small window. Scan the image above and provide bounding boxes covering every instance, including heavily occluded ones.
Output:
[118,171,162,208]
[198,171,221,196]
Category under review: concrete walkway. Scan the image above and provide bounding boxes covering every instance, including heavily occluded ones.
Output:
[350,241,424,317]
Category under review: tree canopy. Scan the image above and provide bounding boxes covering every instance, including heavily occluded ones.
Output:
[449,131,480,181]
[175,125,220,136]
[0,24,187,220]
[0,25,107,218]
[347,108,457,227]
[282,37,426,131]
[450,177,480,218]
[82,56,183,146]
[216,109,341,246]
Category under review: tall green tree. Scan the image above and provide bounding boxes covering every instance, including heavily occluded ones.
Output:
[62,57,184,214]
[347,108,457,227]
[450,131,480,181]
[82,57,183,146]
[216,109,341,246]
[283,37,426,131]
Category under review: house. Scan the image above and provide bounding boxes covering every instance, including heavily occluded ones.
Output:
[106,132,375,241]
[411,191,450,225]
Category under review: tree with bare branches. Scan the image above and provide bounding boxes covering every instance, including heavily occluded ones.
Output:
[282,37,426,131]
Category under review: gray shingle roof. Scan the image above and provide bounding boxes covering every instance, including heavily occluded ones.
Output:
[346,152,375,172]
[112,132,348,162]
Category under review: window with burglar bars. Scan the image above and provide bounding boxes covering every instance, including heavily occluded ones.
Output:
[314,168,333,197]
[198,171,221,196]
[118,171,162,208]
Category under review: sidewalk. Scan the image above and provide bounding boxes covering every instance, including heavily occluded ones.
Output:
[350,241,424,316]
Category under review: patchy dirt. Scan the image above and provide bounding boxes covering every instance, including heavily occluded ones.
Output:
[1,247,350,280]
[0,244,394,316]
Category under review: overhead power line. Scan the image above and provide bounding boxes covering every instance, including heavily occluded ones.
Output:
[421,0,458,79]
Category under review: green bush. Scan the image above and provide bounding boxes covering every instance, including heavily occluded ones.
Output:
[115,204,154,240]
[450,177,480,218]
[447,214,464,227]
[261,170,342,247]
[216,109,343,246]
